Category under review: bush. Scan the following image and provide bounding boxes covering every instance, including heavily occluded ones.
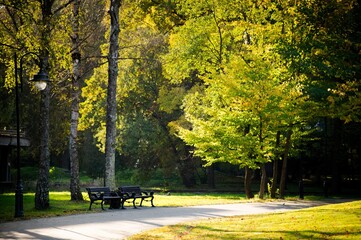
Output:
[49,167,69,180]
[19,167,38,181]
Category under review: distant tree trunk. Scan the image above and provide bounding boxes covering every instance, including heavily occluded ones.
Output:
[35,1,52,210]
[244,167,254,198]
[258,119,267,199]
[207,165,215,188]
[105,0,121,189]
[69,0,83,201]
[329,118,342,194]
[179,156,196,188]
[259,164,267,199]
[279,130,292,199]
[270,131,281,198]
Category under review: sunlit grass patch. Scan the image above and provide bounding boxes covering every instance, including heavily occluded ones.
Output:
[129,200,361,240]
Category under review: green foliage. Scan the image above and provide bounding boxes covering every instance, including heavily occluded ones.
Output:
[276,0,361,122]
[49,167,69,180]
[20,167,38,181]
[115,168,181,188]
[164,0,312,172]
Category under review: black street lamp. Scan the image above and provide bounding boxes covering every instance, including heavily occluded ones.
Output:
[14,52,50,218]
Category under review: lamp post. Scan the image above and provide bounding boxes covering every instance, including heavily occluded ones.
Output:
[14,52,50,218]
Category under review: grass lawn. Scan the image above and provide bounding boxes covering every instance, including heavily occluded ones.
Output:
[2,191,360,239]
[0,191,249,222]
[129,200,361,240]
[0,191,326,222]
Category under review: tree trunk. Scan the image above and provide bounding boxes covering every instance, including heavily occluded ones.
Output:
[259,164,267,199]
[244,167,254,198]
[105,0,121,189]
[270,131,281,198]
[35,1,52,210]
[258,118,267,199]
[35,85,50,210]
[279,130,292,199]
[329,118,342,195]
[207,165,215,188]
[69,0,83,201]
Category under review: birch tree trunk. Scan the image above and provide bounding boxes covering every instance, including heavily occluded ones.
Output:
[69,0,83,201]
[105,0,121,189]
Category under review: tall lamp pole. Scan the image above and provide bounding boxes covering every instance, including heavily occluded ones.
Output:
[14,52,50,218]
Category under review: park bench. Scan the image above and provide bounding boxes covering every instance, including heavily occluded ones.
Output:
[86,187,121,210]
[118,186,155,209]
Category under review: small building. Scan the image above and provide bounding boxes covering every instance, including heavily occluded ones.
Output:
[0,130,30,193]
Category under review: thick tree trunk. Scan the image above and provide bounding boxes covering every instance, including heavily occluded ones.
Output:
[105,0,121,189]
[270,131,281,198]
[244,167,254,198]
[69,0,83,201]
[279,130,292,199]
[35,85,50,210]
[35,1,52,209]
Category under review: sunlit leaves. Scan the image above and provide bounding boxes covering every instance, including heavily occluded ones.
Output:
[163,0,315,170]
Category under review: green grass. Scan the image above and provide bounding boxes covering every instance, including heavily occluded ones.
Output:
[0,192,93,222]
[0,190,329,223]
[129,200,361,240]
[0,191,250,222]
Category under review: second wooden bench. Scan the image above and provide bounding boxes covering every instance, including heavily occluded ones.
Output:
[118,186,155,209]
[86,187,121,210]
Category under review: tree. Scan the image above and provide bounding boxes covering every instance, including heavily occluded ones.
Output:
[79,0,185,185]
[35,0,71,210]
[105,0,121,189]
[275,0,361,195]
[69,0,83,201]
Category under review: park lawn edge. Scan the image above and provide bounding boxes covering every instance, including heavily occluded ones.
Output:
[128,200,361,240]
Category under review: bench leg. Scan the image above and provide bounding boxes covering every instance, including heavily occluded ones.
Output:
[139,198,144,207]
[132,198,137,209]
[101,200,105,210]
[89,201,93,210]
[121,199,126,209]
[150,196,155,207]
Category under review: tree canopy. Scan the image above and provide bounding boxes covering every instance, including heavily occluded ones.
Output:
[0,0,360,199]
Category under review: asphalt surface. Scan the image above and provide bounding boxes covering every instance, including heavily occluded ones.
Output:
[0,200,337,240]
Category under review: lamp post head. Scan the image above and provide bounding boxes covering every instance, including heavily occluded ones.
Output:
[30,69,50,91]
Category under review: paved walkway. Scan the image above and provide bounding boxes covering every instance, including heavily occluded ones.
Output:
[0,200,338,240]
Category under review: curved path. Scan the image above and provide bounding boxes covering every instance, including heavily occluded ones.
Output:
[0,200,336,240]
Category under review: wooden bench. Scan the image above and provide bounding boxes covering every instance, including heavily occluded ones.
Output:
[118,186,155,209]
[86,187,121,210]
